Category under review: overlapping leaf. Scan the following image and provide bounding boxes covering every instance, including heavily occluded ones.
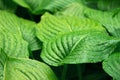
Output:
[97,0,120,11]
[103,52,120,80]
[0,48,7,80]
[85,8,120,38]
[13,0,82,14]
[58,2,120,39]
[58,3,85,18]
[0,11,41,57]
[0,49,57,80]
[84,8,120,79]
[36,13,119,66]
[0,10,29,58]
[0,10,42,56]
[41,30,119,66]
[36,13,105,42]
[0,0,17,12]
[20,18,42,50]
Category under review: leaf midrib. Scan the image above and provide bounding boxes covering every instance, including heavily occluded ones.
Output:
[62,35,86,62]
[70,35,86,54]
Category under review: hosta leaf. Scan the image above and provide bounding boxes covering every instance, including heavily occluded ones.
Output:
[103,52,120,80]
[58,3,85,18]
[0,0,17,12]
[0,10,29,58]
[13,0,82,14]
[0,10,22,35]
[20,18,42,51]
[0,49,57,80]
[0,10,42,54]
[36,13,105,42]
[0,32,29,58]
[80,0,98,9]
[0,49,7,80]
[85,8,120,38]
[41,31,119,66]
[97,0,120,11]
[90,9,120,53]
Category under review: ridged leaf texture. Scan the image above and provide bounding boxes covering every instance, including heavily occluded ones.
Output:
[20,18,42,51]
[85,8,120,38]
[0,49,57,80]
[58,2,120,38]
[36,13,105,42]
[103,52,120,80]
[41,31,119,66]
[58,3,87,18]
[13,0,82,14]
[0,10,42,57]
[36,13,119,66]
[0,10,29,58]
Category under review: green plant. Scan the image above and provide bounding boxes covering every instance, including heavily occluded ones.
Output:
[0,0,120,80]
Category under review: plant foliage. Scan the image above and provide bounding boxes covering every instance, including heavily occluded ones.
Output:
[0,0,120,80]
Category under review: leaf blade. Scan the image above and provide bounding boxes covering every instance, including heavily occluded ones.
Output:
[41,31,119,66]
[0,11,29,58]
[13,0,82,14]
[103,52,120,80]
[36,13,105,42]
[0,49,57,80]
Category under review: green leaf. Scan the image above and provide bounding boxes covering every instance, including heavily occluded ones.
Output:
[0,49,7,80]
[81,0,98,9]
[36,13,105,42]
[41,31,119,66]
[20,18,42,51]
[57,3,85,18]
[0,10,22,35]
[0,0,17,12]
[0,10,29,58]
[13,0,82,14]
[36,13,119,66]
[0,10,42,55]
[0,49,57,80]
[85,8,120,38]
[103,52,120,80]
[0,32,29,58]
[97,0,120,11]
